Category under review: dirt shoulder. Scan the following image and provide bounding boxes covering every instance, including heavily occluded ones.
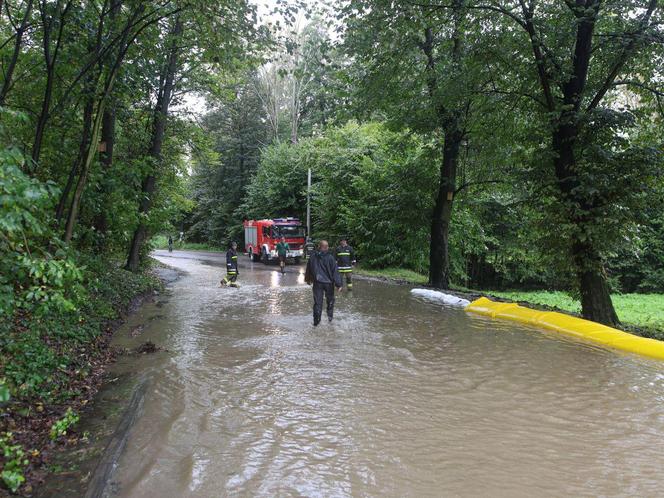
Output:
[0,260,179,497]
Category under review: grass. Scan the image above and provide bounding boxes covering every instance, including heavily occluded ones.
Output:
[152,235,223,252]
[355,266,429,285]
[488,290,664,336]
[353,266,664,336]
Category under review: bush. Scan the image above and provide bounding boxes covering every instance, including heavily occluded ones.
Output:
[0,433,28,493]
[0,147,82,317]
[242,122,437,272]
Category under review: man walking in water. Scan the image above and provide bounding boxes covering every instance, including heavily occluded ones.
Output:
[220,241,239,287]
[276,236,289,274]
[305,240,342,326]
[335,238,356,290]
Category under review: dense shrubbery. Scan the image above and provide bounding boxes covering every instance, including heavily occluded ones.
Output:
[1,145,159,401]
[1,146,162,492]
[0,150,82,317]
[239,121,664,294]
[241,122,438,272]
[1,257,160,404]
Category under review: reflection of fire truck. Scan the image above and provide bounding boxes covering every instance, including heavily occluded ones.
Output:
[243,218,306,264]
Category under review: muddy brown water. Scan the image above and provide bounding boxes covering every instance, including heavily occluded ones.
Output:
[82,251,664,497]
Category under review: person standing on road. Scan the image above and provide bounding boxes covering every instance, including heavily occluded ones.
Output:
[305,240,342,326]
[220,241,239,287]
[276,236,290,274]
[168,235,173,252]
[335,238,356,290]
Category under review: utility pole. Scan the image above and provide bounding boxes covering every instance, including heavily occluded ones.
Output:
[305,168,313,258]
[307,168,312,237]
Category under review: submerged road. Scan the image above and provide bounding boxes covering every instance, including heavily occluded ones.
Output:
[102,250,664,497]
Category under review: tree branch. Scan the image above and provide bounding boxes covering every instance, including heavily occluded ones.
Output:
[586,0,659,112]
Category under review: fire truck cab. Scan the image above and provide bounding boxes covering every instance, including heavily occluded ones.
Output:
[243,218,306,264]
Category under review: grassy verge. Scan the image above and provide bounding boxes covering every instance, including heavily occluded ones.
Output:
[489,290,664,338]
[151,235,223,252]
[353,266,664,338]
[355,266,429,285]
[0,257,163,495]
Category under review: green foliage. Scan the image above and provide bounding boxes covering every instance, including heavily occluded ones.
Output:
[310,123,436,272]
[0,433,28,493]
[1,256,160,403]
[242,122,437,271]
[49,408,79,441]
[241,141,308,220]
[0,146,82,317]
[188,75,270,246]
[355,266,429,285]
[489,291,664,336]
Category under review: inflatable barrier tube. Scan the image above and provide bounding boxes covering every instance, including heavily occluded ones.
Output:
[465,297,664,361]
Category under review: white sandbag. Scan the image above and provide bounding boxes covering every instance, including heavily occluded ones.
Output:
[410,288,470,308]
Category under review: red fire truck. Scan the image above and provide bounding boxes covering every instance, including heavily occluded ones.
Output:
[243,218,306,264]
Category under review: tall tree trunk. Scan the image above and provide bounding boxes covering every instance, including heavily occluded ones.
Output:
[32,0,72,167]
[55,98,93,221]
[549,0,618,326]
[429,126,462,289]
[552,120,619,326]
[421,3,465,289]
[0,0,33,106]
[92,0,120,248]
[61,0,142,242]
[32,67,55,165]
[125,17,182,272]
[92,103,116,244]
[63,96,108,242]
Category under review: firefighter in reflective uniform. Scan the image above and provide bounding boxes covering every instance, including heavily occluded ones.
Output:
[220,241,239,287]
[335,238,356,290]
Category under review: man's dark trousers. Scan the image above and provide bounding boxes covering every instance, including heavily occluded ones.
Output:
[313,281,335,325]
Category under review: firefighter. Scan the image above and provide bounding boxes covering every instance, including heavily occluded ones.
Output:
[305,240,342,326]
[276,236,290,274]
[335,238,356,290]
[220,241,239,287]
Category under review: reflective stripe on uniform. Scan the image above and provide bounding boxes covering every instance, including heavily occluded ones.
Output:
[337,252,351,256]
[227,271,237,275]
[339,269,353,273]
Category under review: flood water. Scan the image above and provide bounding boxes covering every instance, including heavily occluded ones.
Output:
[104,250,664,497]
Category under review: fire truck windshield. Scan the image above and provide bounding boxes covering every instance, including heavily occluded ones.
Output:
[273,225,305,238]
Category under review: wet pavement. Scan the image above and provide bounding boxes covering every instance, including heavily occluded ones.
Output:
[79,251,664,497]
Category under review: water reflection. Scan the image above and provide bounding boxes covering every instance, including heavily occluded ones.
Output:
[104,253,664,498]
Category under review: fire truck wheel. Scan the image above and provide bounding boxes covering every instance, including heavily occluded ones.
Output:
[261,248,269,264]
[249,250,257,262]
[294,257,301,265]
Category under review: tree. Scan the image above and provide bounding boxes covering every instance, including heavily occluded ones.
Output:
[480,0,663,324]
[341,0,495,289]
[125,0,266,270]
[188,74,269,244]
[0,0,34,106]
[241,122,437,270]
[254,15,338,144]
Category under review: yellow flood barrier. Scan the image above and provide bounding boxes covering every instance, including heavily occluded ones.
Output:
[465,297,664,361]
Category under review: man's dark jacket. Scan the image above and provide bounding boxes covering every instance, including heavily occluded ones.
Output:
[305,250,342,287]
